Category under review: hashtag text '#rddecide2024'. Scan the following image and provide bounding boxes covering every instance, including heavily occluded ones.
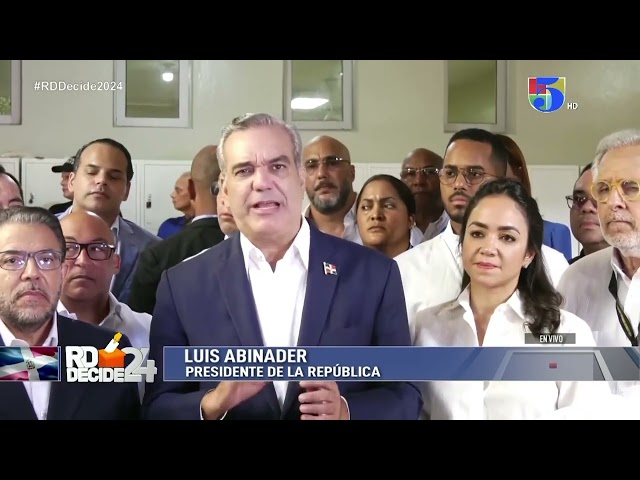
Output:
[33,81,124,92]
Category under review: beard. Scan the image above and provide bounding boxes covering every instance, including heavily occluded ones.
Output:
[0,285,59,334]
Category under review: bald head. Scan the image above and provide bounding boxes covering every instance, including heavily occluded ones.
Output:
[402,148,443,169]
[304,136,351,161]
[190,145,220,191]
[60,210,115,245]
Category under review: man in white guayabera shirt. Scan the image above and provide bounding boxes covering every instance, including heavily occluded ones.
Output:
[395,128,569,334]
[558,128,640,401]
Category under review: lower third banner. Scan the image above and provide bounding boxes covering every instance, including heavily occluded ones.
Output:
[162,346,640,382]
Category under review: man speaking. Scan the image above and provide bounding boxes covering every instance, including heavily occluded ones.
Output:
[143,113,422,420]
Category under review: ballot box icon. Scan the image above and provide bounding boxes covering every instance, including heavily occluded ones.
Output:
[98,332,126,368]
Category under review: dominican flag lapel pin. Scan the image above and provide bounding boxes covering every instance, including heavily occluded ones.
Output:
[323,262,337,276]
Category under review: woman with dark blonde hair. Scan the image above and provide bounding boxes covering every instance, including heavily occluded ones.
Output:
[495,134,574,262]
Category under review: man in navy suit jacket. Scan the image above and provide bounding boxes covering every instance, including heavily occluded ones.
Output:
[143,113,422,420]
[0,206,139,420]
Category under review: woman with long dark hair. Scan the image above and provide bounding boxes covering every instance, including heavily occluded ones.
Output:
[413,178,613,420]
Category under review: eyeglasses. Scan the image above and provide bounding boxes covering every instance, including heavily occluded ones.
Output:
[590,179,640,203]
[400,167,439,179]
[211,182,220,196]
[303,156,350,172]
[0,250,63,271]
[438,166,497,186]
[65,242,115,261]
[565,194,596,210]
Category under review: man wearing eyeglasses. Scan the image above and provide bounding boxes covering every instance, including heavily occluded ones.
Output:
[400,148,448,245]
[396,128,569,333]
[566,162,609,264]
[302,136,361,243]
[57,211,150,356]
[558,129,640,401]
[0,206,140,420]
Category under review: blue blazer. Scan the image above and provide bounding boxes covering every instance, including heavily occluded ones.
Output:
[143,221,422,420]
[157,216,189,239]
[112,218,161,305]
[543,220,573,262]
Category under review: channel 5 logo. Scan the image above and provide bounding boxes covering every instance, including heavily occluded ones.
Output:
[528,77,566,113]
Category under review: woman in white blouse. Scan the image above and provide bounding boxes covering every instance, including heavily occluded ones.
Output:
[413,178,613,420]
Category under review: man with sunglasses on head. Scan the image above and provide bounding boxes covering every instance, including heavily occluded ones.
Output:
[566,162,609,264]
[396,128,569,333]
[57,212,151,391]
[401,148,448,245]
[558,129,640,401]
[302,136,361,243]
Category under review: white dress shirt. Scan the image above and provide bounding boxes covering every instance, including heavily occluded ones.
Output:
[409,209,450,246]
[303,198,362,244]
[395,221,570,335]
[413,287,617,420]
[57,292,151,399]
[558,246,640,398]
[240,218,310,405]
[0,315,59,420]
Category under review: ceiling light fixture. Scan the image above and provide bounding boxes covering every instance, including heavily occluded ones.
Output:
[162,71,174,82]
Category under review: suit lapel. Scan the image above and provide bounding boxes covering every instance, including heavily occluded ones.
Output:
[47,316,90,420]
[217,236,280,416]
[282,226,339,416]
[297,226,339,347]
[111,220,138,296]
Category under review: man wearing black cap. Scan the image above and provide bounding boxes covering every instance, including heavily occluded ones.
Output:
[49,157,74,214]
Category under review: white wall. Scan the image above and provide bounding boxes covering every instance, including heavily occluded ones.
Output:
[1,60,639,168]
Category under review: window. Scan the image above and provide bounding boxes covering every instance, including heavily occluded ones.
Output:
[114,60,192,128]
[444,60,507,133]
[284,60,354,130]
[0,60,22,125]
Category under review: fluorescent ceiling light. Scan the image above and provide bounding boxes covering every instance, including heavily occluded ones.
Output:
[291,97,329,110]
[162,72,174,82]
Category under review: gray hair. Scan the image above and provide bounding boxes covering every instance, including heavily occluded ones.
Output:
[216,113,303,173]
[0,206,66,260]
[593,129,640,178]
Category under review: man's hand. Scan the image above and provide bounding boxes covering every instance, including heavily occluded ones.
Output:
[298,381,349,420]
[201,381,267,420]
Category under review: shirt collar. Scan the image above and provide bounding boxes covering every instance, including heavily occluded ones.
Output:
[0,312,59,347]
[240,216,311,273]
[454,285,527,328]
[57,292,122,329]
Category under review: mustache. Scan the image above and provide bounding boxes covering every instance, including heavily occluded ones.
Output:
[449,192,470,202]
[15,285,49,300]
[314,181,337,191]
[606,213,634,223]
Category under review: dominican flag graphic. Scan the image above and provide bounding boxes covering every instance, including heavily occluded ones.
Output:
[0,346,60,381]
